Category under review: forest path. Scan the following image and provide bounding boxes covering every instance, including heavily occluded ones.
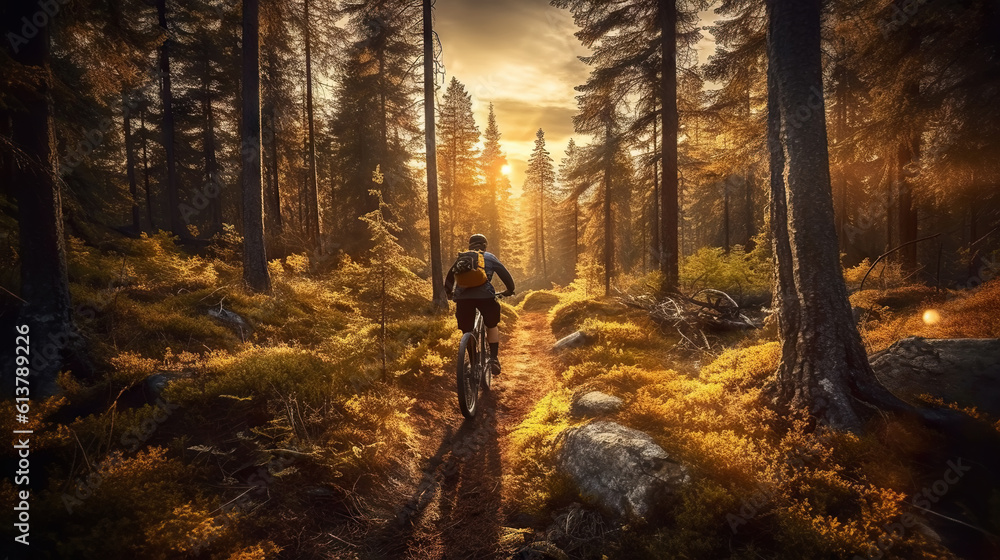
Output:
[365,309,560,559]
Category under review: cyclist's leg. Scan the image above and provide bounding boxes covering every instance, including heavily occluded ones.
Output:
[479,298,502,373]
[455,300,476,334]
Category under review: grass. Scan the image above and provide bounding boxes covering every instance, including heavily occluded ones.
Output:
[503,280,998,559]
[1,233,456,560]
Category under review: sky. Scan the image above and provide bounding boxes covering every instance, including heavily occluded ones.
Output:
[433,0,719,191]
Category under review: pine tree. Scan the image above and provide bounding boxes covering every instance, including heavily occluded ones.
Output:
[524,129,557,281]
[423,0,446,307]
[241,0,271,293]
[358,190,429,379]
[331,0,425,254]
[765,0,908,431]
[480,103,511,255]
[437,78,481,259]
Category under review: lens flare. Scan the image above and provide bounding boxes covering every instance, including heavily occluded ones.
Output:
[922,309,941,325]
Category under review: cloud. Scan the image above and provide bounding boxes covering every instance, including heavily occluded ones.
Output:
[434,0,590,187]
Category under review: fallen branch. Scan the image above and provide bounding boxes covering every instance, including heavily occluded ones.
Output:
[859,233,942,292]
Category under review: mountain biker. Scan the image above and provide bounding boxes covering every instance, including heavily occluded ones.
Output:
[445,233,515,375]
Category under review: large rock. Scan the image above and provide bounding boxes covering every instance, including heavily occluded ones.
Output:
[559,421,689,520]
[570,391,623,419]
[208,306,252,337]
[871,337,1000,416]
[553,330,591,351]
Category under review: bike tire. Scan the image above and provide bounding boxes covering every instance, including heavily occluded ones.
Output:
[480,327,492,392]
[457,332,479,419]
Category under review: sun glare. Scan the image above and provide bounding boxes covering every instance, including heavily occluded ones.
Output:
[922,309,941,325]
[501,164,512,176]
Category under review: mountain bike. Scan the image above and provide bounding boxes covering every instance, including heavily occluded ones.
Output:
[456,295,505,419]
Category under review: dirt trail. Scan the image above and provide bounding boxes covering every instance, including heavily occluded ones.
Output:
[366,309,560,559]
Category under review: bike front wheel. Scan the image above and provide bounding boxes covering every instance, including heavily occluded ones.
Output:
[457,332,480,419]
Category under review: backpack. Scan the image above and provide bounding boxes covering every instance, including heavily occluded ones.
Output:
[453,250,488,288]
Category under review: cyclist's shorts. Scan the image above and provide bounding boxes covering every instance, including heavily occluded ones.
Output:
[455,298,501,333]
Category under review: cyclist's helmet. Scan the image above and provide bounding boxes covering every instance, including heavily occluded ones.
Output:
[469,234,488,249]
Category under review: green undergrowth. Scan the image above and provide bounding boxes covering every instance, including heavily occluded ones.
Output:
[504,280,993,559]
[1,232,456,560]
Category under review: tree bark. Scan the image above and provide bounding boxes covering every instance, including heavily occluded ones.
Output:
[423,0,446,307]
[540,182,548,280]
[242,0,271,292]
[659,0,679,291]
[766,0,908,432]
[4,0,78,395]
[264,104,283,236]
[140,106,155,231]
[202,55,222,236]
[604,123,614,296]
[651,112,661,268]
[123,92,140,233]
[157,0,185,238]
[723,178,731,253]
[304,0,321,250]
[897,134,919,271]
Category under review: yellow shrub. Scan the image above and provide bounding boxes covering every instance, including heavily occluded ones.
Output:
[521,290,561,312]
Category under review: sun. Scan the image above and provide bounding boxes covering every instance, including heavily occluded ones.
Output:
[501,164,512,176]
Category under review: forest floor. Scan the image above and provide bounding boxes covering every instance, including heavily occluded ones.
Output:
[358,310,560,559]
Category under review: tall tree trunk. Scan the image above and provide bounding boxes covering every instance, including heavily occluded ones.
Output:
[886,153,895,251]
[242,0,271,292]
[573,198,579,270]
[604,124,614,296]
[897,27,921,272]
[723,179,731,253]
[652,114,661,268]
[834,61,848,248]
[766,0,908,432]
[423,0,446,307]
[304,0,321,250]
[744,173,756,250]
[379,47,389,205]
[897,135,919,271]
[264,104,283,236]
[4,0,78,395]
[123,93,140,233]
[744,85,756,251]
[540,187,547,280]
[157,0,184,238]
[202,56,222,236]
[659,0,679,291]
[140,106,155,231]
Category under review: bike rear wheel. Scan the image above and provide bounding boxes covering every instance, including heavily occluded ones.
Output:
[480,326,492,392]
[457,332,480,419]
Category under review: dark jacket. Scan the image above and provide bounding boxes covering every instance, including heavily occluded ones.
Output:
[444,251,515,300]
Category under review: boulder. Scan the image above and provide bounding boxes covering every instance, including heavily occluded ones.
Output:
[559,421,689,520]
[553,331,590,351]
[871,337,1000,416]
[570,391,623,419]
[208,306,251,336]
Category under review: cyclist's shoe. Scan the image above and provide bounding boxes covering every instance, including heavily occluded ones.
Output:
[491,359,502,377]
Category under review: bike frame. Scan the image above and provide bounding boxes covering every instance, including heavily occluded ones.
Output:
[456,299,500,419]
